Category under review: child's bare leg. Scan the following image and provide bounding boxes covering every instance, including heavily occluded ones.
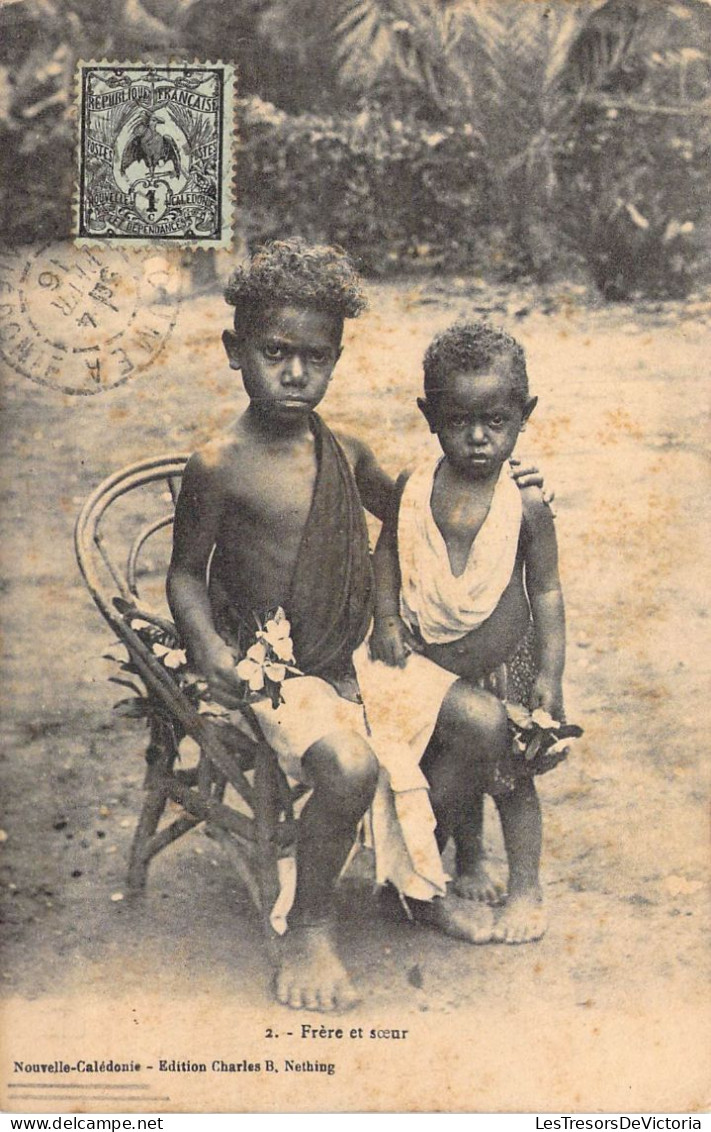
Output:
[492,777,547,943]
[416,682,510,943]
[452,795,505,904]
[276,732,378,1012]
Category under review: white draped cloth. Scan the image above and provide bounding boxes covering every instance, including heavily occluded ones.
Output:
[398,456,522,644]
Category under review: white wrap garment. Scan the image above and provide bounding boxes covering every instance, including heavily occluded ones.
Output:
[398,456,523,643]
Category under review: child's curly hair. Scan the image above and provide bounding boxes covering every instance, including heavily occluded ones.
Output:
[224,238,367,331]
[423,322,529,405]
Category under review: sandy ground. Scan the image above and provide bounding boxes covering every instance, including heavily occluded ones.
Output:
[1,256,710,1113]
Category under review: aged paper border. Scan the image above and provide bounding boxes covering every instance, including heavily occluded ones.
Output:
[1,2,710,1118]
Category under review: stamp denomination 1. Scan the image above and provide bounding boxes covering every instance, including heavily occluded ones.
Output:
[0,243,180,395]
[76,62,234,247]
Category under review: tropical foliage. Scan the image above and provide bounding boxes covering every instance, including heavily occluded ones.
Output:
[1,0,710,296]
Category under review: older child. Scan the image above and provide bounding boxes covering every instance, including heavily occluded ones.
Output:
[368,322,566,943]
[167,242,531,1011]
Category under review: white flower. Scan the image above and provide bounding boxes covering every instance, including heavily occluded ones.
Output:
[531,708,560,730]
[506,702,533,730]
[257,607,296,663]
[151,643,187,669]
[236,641,286,692]
[197,700,230,719]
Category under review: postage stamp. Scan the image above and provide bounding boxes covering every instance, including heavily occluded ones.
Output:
[75,62,234,247]
[0,243,181,395]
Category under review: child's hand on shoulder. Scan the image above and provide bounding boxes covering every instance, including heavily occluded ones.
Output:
[370,614,419,668]
[532,673,565,723]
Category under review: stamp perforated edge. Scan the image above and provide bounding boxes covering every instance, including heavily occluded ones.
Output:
[72,59,235,250]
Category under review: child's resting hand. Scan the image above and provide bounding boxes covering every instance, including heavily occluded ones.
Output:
[369,614,419,668]
[194,638,243,709]
[532,673,565,723]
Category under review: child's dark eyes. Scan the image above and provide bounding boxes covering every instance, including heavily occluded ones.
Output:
[445,414,508,430]
[261,344,331,365]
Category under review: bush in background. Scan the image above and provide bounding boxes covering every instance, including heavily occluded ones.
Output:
[558,105,711,300]
[237,97,495,275]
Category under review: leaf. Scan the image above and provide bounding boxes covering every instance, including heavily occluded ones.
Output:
[113,597,136,616]
[524,730,545,762]
[554,723,584,740]
[113,698,150,719]
[108,676,145,696]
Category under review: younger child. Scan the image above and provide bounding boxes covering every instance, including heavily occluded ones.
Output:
[368,322,566,942]
[167,243,530,1010]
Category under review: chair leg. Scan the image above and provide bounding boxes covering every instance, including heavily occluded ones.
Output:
[126,719,174,892]
[253,745,283,966]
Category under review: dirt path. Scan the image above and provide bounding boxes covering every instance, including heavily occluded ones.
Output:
[1,260,709,1112]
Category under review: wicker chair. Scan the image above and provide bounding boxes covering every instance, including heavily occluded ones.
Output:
[74,454,309,959]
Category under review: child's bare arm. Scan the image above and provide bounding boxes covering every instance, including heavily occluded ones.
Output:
[521,487,566,720]
[370,472,418,667]
[349,436,396,521]
[167,453,242,706]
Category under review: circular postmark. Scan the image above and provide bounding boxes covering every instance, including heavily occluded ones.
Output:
[0,243,181,395]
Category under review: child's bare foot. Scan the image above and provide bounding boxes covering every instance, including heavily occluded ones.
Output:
[275,922,359,1012]
[453,864,505,905]
[491,890,547,944]
[415,892,495,944]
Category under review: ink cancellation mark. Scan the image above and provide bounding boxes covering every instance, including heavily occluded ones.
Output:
[76,61,234,247]
[0,244,180,395]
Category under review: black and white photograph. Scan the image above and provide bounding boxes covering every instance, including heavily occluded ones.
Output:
[0,0,709,1115]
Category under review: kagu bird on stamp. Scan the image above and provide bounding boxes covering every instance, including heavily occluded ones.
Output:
[76,63,234,247]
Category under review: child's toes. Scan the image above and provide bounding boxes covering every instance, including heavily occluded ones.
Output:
[492,896,547,944]
[453,869,505,905]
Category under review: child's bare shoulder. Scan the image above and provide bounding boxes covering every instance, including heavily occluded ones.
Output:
[186,425,248,475]
[332,427,373,466]
[182,429,248,501]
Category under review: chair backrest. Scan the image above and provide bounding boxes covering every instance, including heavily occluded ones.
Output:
[75,452,270,796]
[74,453,217,746]
[75,452,188,638]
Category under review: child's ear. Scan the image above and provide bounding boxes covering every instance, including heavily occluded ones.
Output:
[222,329,242,371]
[520,396,538,430]
[417,397,438,434]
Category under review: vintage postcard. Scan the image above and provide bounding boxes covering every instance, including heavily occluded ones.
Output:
[1,0,709,1117]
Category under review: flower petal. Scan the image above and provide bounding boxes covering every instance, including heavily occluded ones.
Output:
[236,657,258,681]
[531,708,559,730]
[271,636,295,662]
[163,648,187,669]
[246,641,268,664]
[198,700,230,717]
[248,667,265,691]
[264,662,286,683]
[506,701,532,729]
